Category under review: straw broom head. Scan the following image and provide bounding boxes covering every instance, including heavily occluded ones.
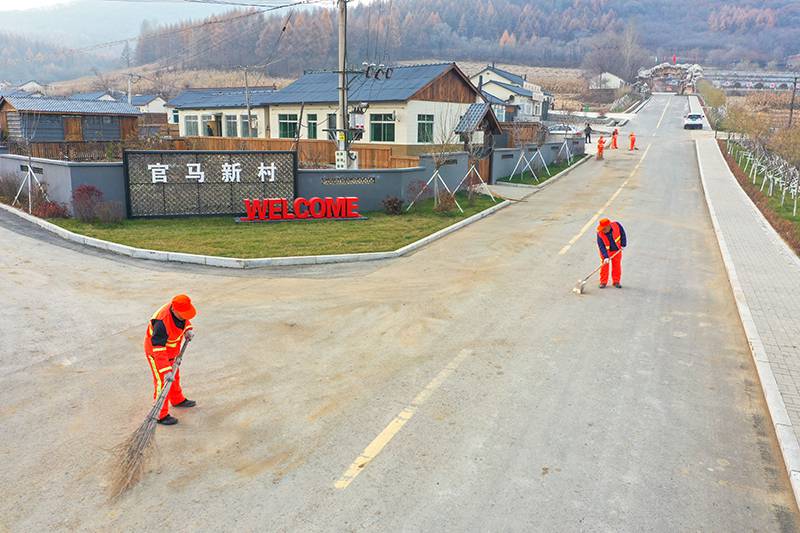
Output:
[109,344,187,500]
[109,403,161,500]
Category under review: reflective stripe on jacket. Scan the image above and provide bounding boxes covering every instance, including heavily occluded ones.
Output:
[143,303,192,358]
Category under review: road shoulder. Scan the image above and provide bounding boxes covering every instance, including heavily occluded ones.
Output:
[696,137,800,510]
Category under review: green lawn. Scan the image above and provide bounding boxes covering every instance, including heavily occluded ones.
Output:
[497,155,588,186]
[49,193,498,258]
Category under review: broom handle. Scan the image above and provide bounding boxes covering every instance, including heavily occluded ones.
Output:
[581,249,623,282]
[150,339,190,419]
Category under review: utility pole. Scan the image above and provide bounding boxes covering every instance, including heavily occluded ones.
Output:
[789,76,797,128]
[244,67,253,137]
[127,73,133,105]
[337,0,349,162]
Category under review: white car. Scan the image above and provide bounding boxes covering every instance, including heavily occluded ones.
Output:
[683,113,704,129]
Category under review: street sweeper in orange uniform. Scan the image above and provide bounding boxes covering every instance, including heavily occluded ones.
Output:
[597,218,626,288]
[143,294,197,425]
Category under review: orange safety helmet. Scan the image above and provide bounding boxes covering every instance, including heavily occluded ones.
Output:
[171,294,197,319]
[597,218,611,232]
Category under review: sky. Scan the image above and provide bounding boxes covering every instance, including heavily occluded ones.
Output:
[0,0,75,10]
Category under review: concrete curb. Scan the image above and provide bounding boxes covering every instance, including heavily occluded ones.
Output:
[0,197,511,269]
[496,154,592,192]
[694,139,800,510]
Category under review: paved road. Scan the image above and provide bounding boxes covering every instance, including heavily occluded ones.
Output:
[0,94,797,532]
[698,133,800,504]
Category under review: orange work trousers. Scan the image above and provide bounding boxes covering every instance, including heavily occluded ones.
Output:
[599,251,622,285]
[629,136,636,150]
[611,135,618,149]
[146,354,185,419]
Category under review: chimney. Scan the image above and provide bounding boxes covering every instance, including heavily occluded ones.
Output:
[492,61,496,68]
[524,74,527,81]
[478,75,484,91]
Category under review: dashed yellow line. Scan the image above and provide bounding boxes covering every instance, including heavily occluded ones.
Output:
[334,349,472,490]
[558,143,652,256]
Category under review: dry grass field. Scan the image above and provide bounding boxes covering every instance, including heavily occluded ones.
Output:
[50,59,591,111]
[727,92,798,130]
[49,65,293,98]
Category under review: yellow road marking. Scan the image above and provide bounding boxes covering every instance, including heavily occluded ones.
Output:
[334,349,472,490]
[653,96,671,135]
[558,143,652,256]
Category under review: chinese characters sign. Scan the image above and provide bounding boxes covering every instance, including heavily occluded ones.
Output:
[124,150,295,217]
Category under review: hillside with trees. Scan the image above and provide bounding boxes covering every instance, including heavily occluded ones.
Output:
[0,33,115,84]
[129,0,800,80]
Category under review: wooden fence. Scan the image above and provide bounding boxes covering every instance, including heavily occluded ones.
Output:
[178,137,422,169]
[12,136,424,168]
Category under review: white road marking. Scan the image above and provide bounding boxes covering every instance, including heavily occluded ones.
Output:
[558,144,652,256]
[334,349,473,490]
[653,96,672,135]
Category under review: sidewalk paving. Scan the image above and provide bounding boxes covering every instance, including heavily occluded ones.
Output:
[697,137,800,506]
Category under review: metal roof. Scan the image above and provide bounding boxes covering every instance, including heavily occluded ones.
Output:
[71,91,111,101]
[167,87,278,109]
[0,88,35,97]
[481,90,514,107]
[484,65,525,87]
[0,96,141,115]
[131,94,161,106]
[487,80,533,97]
[454,102,501,135]
[268,63,457,105]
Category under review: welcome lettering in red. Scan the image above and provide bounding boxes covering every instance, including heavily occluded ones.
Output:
[243,197,360,221]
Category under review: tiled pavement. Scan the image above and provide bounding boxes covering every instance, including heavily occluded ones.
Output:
[697,136,800,505]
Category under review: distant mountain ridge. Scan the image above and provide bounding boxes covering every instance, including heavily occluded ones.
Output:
[132,0,800,78]
[0,1,229,48]
[3,0,799,84]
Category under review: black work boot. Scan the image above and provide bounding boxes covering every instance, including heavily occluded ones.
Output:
[175,399,196,408]
[157,414,178,425]
[599,284,607,289]
[614,283,622,288]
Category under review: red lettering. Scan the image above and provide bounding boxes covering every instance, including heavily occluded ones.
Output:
[267,199,282,219]
[345,197,360,218]
[308,197,325,218]
[244,199,267,220]
[294,198,308,218]
[324,197,348,218]
[246,197,360,221]
[281,198,294,219]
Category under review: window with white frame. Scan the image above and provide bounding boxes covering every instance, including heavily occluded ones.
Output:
[278,114,299,139]
[172,110,179,124]
[307,113,317,139]
[417,114,434,143]
[224,115,238,137]
[201,114,213,136]
[185,115,199,136]
[370,113,395,142]
[240,115,257,137]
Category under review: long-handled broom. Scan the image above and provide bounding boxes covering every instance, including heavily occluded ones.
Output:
[110,339,190,499]
[572,250,622,295]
